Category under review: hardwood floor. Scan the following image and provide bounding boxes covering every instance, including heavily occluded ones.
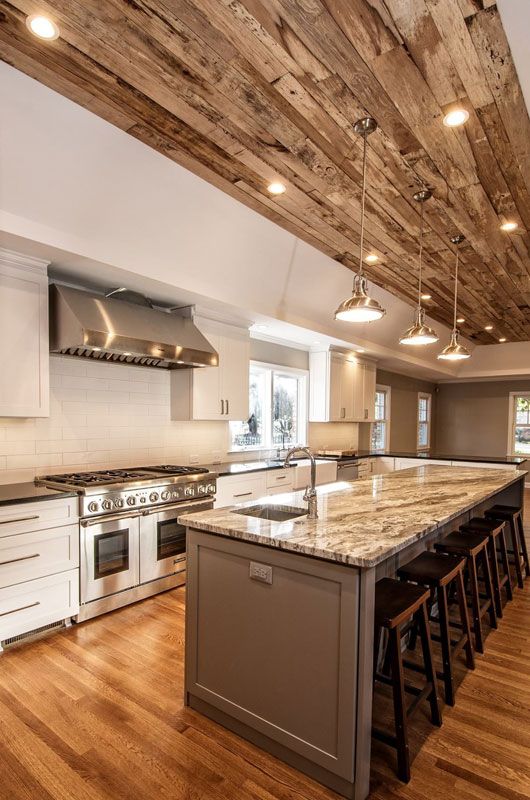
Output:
[1,497,529,800]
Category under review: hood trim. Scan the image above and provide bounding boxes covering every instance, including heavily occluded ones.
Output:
[49,284,219,369]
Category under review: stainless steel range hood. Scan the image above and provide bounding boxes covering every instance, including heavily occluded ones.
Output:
[49,284,219,369]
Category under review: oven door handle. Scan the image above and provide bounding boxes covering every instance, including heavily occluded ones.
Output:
[80,510,142,527]
[144,499,213,516]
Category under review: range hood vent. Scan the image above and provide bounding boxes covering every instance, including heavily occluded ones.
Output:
[49,284,218,369]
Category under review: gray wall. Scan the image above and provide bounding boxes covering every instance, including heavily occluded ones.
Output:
[435,380,530,472]
[250,339,309,371]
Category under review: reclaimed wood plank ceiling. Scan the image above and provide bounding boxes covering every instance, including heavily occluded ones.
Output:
[1,0,529,343]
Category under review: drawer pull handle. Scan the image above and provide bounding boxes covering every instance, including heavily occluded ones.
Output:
[0,553,40,567]
[0,515,39,526]
[233,492,252,498]
[173,556,186,564]
[0,601,40,618]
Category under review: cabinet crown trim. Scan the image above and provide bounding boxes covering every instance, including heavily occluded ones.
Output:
[0,248,50,274]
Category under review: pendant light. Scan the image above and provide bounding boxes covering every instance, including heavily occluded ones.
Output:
[399,189,439,346]
[335,118,386,323]
[438,234,471,361]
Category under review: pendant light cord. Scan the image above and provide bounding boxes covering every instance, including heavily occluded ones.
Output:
[358,131,368,280]
[417,200,424,309]
[453,246,459,332]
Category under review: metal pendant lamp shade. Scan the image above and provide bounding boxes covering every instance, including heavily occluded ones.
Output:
[399,189,438,346]
[334,118,385,323]
[438,234,471,361]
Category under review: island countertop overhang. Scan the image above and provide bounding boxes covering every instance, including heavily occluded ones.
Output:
[179,465,526,569]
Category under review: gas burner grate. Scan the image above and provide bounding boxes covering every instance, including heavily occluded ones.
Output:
[39,469,153,486]
[137,465,209,475]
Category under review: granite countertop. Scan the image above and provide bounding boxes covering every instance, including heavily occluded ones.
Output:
[199,458,331,477]
[179,465,526,569]
[0,482,78,507]
[351,451,526,465]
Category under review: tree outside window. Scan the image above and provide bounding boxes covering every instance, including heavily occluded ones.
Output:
[511,394,530,455]
[371,386,390,451]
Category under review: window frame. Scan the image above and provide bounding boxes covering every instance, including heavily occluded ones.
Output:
[507,391,530,457]
[417,391,432,451]
[371,384,391,452]
[228,360,309,453]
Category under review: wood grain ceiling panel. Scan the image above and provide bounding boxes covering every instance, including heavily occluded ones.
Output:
[0,0,529,342]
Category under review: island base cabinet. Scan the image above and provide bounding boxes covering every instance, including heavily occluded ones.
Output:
[185,529,375,800]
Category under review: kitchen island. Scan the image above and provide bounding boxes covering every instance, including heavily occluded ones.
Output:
[180,466,526,800]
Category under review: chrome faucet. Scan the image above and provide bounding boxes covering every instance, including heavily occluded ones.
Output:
[283,447,318,519]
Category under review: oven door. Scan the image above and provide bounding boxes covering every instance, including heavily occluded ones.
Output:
[81,512,140,603]
[139,499,213,584]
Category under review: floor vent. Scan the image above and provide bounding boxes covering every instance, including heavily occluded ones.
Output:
[2,620,65,650]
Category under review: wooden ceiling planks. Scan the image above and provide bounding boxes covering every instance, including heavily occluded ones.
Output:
[0,0,529,342]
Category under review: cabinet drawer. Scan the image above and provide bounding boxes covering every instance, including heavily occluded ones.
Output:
[215,474,267,508]
[0,497,79,538]
[266,469,294,490]
[0,524,79,589]
[0,569,79,642]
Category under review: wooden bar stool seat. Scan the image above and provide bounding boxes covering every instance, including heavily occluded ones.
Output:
[373,577,442,783]
[485,505,529,589]
[397,551,474,706]
[434,531,496,654]
[460,517,513,615]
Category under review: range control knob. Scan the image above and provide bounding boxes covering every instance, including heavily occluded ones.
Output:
[114,498,124,509]
[139,496,146,504]
[127,496,136,506]
[198,484,206,494]
[102,499,113,511]
[161,490,171,501]
[207,484,216,494]
[149,492,159,503]
[88,501,99,513]
[184,486,194,497]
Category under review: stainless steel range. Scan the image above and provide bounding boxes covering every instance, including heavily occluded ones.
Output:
[37,465,217,621]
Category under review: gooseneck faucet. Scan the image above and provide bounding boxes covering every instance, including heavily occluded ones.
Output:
[283,447,318,519]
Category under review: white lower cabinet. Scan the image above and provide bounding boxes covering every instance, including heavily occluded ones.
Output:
[294,460,338,490]
[215,462,339,508]
[0,498,80,650]
[373,457,395,474]
[450,460,517,471]
[214,473,267,508]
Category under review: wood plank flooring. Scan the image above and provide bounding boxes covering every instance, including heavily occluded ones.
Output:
[0,496,529,800]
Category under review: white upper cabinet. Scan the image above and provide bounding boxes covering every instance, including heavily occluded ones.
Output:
[0,249,50,417]
[171,318,250,421]
[309,350,376,423]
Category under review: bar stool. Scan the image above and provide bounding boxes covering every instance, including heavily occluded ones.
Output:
[485,505,529,589]
[373,577,442,783]
[460,517,513,616]
[435,530,496,654]
[397,552,474,706]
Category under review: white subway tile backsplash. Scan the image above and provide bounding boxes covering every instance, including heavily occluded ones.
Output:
[0,356,230,483]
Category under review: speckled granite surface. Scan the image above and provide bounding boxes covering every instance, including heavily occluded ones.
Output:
[179,465,526,568]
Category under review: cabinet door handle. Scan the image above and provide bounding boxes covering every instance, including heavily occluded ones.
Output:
[0,553,40,567]
[0,601,40,618]
[0,515,39,526]
[233,492,252,498]
[221,399,225,415]
[225,399,229,415]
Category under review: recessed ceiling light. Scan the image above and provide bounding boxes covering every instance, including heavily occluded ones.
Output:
[484,325,493,331]
[357,348,365,354]
[443,108,469,127]
[456,317,465,324]
[421,293,432,300]
[267,181,286,195]
[499,337,507,343]
[26,14,60,40]
[500,221,518,232]
[365,253,379,263]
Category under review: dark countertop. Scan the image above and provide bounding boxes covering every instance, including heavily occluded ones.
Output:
[353,451,526,465]
[200,460,299,477]
[0,482,78,507]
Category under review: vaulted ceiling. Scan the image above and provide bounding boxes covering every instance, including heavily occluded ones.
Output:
[1,0,529,343]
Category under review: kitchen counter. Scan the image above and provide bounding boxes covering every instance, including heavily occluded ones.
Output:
[0,482,78,506]
[180,465,524,568]
[182,466,526,800]
[199,459,297,476]
[350,450,526,464]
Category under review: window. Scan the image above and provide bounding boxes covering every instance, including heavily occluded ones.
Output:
[371,385,390,451]
[417,392,432,450]
[509,393,530,456]
[229,362,308,451]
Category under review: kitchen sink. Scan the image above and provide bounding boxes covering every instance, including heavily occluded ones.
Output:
[233,504,307,522]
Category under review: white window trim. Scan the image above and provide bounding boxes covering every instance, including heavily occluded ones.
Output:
[417,391,432,451]
[228,360,309,453]
[507,391,530,457]
[372,384,391,452]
